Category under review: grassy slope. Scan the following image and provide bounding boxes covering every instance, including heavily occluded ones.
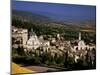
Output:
[12,63,34,74]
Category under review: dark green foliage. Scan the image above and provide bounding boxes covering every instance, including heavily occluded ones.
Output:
[12,46,96,70]
[81,32,96,44]
[12,17,96,42]
[17,46,25,56]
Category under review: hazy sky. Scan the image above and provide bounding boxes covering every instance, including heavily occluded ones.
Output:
[12,0,96,21]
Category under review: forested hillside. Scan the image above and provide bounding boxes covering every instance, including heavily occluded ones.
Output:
[12,10,96,42]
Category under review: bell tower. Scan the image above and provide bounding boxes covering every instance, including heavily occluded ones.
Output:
[79,32,81,41]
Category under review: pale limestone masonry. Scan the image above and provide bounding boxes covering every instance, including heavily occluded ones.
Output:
[12,26,28,48]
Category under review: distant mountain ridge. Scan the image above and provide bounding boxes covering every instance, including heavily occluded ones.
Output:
[12,10,52,23]
[12,10,96,30]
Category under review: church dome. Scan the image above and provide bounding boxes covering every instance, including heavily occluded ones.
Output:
[78,40,85,47]
[78,40,86,50]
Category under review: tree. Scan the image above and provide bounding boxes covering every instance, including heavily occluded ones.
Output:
[17,46,25,56]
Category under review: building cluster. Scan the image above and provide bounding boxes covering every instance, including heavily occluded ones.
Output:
[12,26,96,63]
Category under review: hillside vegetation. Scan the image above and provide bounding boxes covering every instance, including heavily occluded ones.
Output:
[12,10,96,42]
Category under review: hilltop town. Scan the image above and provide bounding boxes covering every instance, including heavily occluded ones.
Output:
[12,26,96,70]
[11,1,96,74]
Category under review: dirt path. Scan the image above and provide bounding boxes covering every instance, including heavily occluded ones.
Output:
[25,66,60,73]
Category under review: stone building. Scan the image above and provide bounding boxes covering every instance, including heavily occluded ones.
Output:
[12,26,28,48]
[26,29,40,50]
[73,32,95,51]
